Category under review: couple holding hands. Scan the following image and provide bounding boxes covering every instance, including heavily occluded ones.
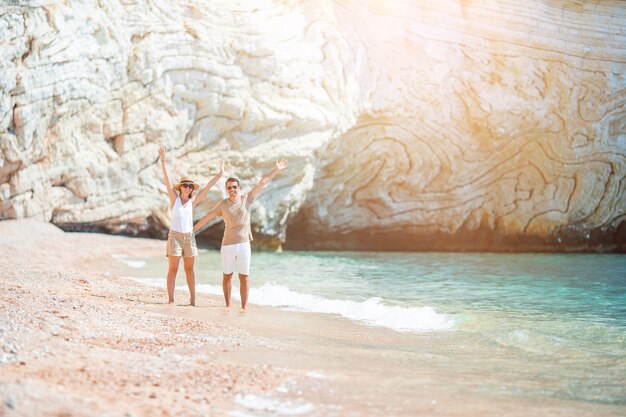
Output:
[158,146,287,310]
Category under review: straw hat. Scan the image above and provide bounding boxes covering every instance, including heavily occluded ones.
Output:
[174,176,200,191]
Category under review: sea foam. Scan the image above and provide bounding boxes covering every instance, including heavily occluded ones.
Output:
[231,393,314,416]
[112,254,146,269]
[196,282,456,333]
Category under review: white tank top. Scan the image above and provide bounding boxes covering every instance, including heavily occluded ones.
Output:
[170,197,193,233]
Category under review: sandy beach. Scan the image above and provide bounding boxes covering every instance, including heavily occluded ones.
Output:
[0,220,293,416]
[1,220,624,417]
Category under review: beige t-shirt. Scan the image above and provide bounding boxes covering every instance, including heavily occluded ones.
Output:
[213,194,255,246]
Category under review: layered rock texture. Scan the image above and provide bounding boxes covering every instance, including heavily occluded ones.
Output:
[1,0,625,251]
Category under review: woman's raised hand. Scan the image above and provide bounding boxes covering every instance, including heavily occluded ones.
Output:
[159,146,166,160]
[218,160,225,175]
[275,159,288,170]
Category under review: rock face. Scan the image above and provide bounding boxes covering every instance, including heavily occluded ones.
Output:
[286,1,626,252]
[1,0,625,251]
[0,0,356,245]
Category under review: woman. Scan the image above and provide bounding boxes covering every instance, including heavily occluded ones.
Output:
[159,146,223,306]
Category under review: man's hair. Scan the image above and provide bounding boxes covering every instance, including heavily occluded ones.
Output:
[225,177,239,187]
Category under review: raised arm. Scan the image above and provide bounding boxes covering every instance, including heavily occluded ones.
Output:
[193,161,224,206]
[159,146,177,208]
[193,208,220,232]
[248,159,288,200]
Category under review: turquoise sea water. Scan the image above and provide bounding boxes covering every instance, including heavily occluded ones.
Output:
[250,251,625,322]
[118,251,626,405]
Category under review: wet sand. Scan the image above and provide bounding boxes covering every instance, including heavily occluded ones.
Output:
[144,303,624,417]
[1,220,623,416]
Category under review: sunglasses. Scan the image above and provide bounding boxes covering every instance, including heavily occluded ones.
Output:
[227,185,238,190]
[180,184,194,189]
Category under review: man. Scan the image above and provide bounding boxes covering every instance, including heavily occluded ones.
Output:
[193,159,288,309]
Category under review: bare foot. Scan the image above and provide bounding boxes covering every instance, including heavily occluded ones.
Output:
[168,299,175,305]
[190,299,195,307]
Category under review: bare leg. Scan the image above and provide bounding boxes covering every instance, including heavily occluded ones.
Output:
[222,273,233,307]
[239,274,249,310]
[166,256,180,304]
[183,256,195,306]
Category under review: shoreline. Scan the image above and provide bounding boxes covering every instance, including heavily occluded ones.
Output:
[1,220,624,416]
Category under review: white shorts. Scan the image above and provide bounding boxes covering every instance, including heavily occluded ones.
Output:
[221,241,251,275]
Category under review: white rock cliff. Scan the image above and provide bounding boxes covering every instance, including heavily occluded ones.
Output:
[1,0,625,251]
